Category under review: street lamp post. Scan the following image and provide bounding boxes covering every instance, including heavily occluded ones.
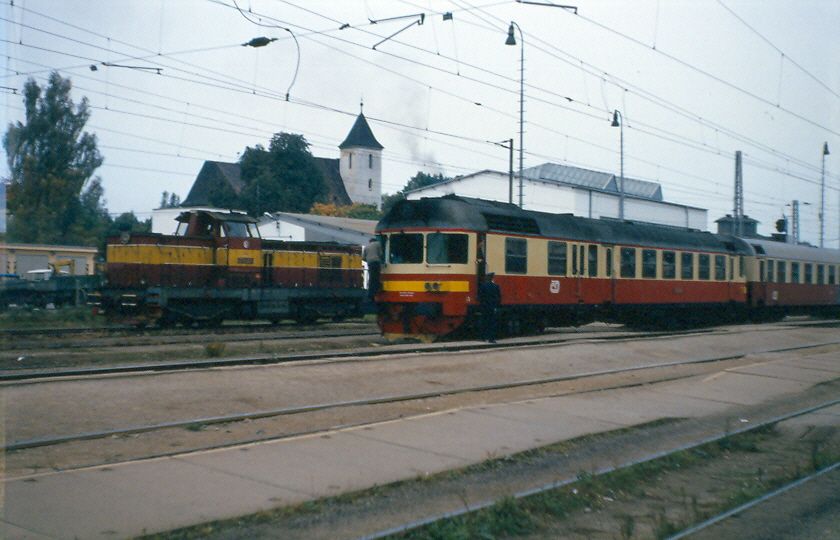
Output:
[505,22,525,208]
[611,110,625,221]
[820,142,830,248]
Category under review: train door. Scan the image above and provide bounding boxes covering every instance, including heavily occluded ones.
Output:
[570,243,585,302]
[604,245,616,305]
[262,252,274,285]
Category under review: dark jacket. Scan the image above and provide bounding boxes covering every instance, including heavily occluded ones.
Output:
[478,280,501,308]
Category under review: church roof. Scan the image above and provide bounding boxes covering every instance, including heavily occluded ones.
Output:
[338,113,384,150]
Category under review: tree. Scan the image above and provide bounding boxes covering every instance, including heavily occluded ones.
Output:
[159,191,181,209]
[310,202,382,220]
[3,71,106,245]
[381,171,450,214]
[238,133,325,215]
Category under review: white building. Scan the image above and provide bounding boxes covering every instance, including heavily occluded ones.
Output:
[406,163,707,230]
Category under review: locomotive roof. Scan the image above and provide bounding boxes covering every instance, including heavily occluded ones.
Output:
[175,209,257,224]
[377,195,753,255]
[747,238,840,264]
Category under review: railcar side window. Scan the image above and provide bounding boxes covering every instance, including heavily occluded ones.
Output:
[571,245,578,275]
[804,263,813,284]
[778,261,787,283]
[698,254,710,280]
[426,233,468,264]
[681,252,694,280]
[388,233,423,264]
[547,241,567,276]
[224,221,252,238]
[662,251,676,279]
[767,259,774,282]
[642,249,657,279]
[791,262,800,283]
[588,245,598,277]
[739,256,745,278]
[817,264,825,285]
[714,255,726,281]
[620,247,636,278]
[830,265,837,285]
[759,261,766,282]
[606,248,613,277]
[505,238,528,274]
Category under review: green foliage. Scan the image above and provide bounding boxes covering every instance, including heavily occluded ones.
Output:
[159,191,181,209]
[4,72,106,246]
[310,202,381,220]
[238,133,325,215]
[381,171,450,214]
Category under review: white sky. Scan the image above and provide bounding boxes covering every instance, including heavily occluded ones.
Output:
[2,0,839,245]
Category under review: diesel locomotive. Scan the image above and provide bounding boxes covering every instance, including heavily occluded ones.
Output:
[90,209,365,326]
[374,196,840,340]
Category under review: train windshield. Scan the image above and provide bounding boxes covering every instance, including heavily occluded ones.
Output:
[223,221,258,238]
[427,233,468,264]
[388,233,423,264]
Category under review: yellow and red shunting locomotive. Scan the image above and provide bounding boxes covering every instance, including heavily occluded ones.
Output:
[91,209,364,326]
[375,196,840,341]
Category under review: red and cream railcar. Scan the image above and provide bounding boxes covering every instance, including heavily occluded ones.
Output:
[93,210,364,326]
[744,238,840,317]
[375,196,754,340]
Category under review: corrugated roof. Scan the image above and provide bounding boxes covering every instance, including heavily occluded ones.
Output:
[338,113,384,150]
[748,238,840,264]
[522,163,663,201]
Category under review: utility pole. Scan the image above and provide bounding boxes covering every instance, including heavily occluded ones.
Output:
[792,200,800,244]
[733,150,744,237]
[820,142,829,248]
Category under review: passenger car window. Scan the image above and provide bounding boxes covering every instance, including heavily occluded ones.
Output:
[620,247,636,278]
[642,249,657,279]
[426,233,468,264]
[388,233,423,264]
[778,261,787,283]
[547,241,567,276]
[698,254,710,280]
[817,264,825,284]
[791,262,800,283]
[804,263,813,284]
[662,251,676,279]
[681,252,694,280]
[588,245,598,277]
[714,255,726,280]
[505,237,527,274]
[766,259,774,282]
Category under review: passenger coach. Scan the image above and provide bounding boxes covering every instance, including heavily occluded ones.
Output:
[375,196,775,340]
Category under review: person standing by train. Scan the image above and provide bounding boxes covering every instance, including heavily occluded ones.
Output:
[478,272,501,343]
[363,236,382,301]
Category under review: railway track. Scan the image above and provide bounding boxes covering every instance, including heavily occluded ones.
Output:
[2,320,375,349]
[3,318,837,383]
[6,338,838,454]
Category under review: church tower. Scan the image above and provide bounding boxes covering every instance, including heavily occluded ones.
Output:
[339,107,384,209]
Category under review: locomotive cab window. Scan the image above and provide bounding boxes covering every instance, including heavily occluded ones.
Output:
[388,233,423,264]
[505,238,528,274]
[642,249,657,279]
[547,241,567,275]
[426,233,468,264]
[662,251,676,279]
[681,252,694,280]
[698,254,710,280]
[223,221,256,238]
[620,247,636,278]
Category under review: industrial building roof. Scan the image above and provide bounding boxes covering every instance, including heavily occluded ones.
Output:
[521,163,663,201]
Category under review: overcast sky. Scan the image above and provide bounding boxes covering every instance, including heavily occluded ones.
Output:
[2,0,838,245]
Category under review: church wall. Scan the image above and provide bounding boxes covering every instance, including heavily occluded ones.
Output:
[340,147,382,208]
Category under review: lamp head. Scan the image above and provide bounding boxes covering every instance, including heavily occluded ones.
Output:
[243,37,277,48]
[823,142,830,156]
[442,12,453,21]
[505,23,517,45]
[611,110,621,127]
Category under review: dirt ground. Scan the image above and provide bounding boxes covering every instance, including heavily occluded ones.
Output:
[137,380,840,540]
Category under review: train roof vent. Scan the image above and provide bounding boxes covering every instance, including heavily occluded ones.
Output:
[751,244,766,254]
[482,213,540,234]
